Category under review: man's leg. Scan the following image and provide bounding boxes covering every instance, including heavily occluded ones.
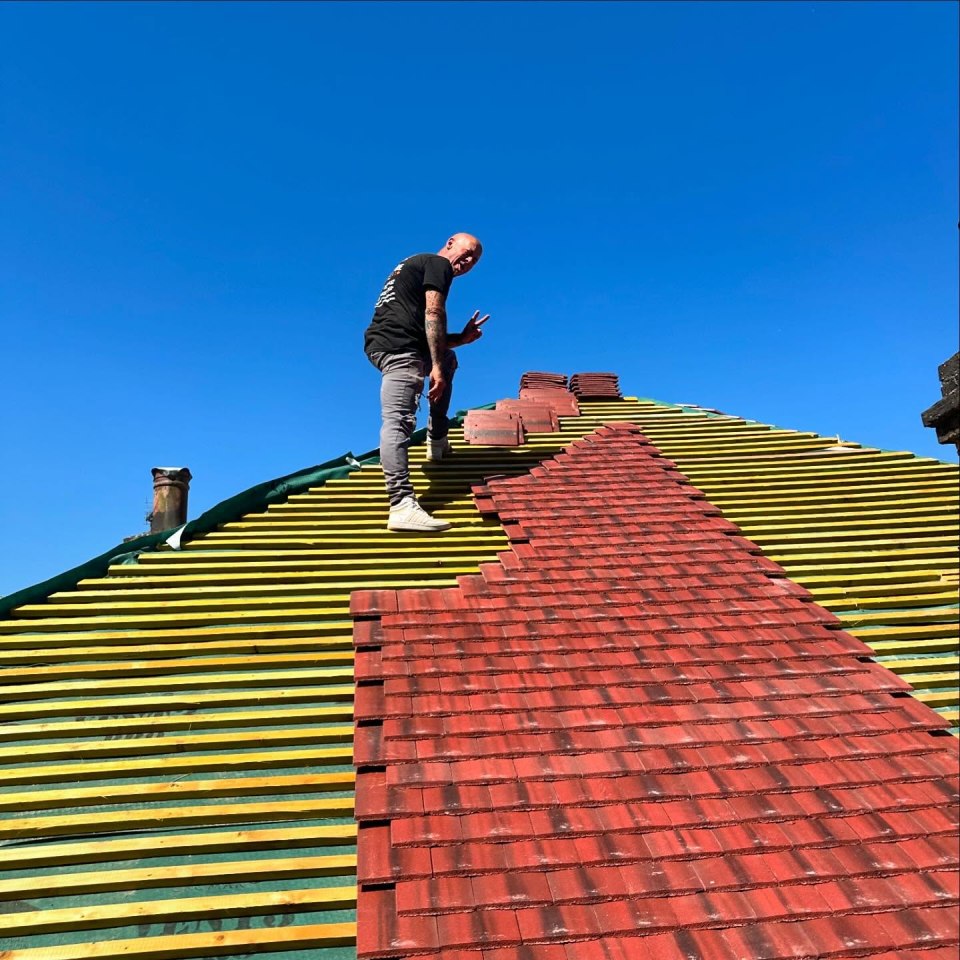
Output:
[372,352,423,506]
[370,351,451,531]
[427,347,458,443]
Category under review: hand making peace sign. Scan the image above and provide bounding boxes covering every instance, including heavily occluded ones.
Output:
[459,310,490,345]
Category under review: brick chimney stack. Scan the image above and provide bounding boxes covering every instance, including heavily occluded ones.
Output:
[921,353,959,453]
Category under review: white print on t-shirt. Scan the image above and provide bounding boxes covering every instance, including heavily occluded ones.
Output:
[374,262,404,310]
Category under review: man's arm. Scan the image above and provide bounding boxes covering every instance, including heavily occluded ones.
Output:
[424,289,448,402]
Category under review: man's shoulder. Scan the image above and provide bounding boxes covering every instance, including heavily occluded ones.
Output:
[404,252,450,270]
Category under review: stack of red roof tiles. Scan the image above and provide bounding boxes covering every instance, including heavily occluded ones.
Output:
[351,423,959,959]
[569,372,622,400]
[517,388,580,419]
[465,376,578,445]
[520,372,569,391]
[517,372,583,418]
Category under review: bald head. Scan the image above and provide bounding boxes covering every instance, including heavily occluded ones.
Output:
[439,232,483,277]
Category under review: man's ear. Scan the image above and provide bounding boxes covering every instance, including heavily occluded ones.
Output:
[446,237,455,249]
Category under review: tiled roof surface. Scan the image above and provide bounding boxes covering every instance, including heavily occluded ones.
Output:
[352,423,959,958]
[0,392,956,959]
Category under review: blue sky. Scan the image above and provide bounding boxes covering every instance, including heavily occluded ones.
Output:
[1,1,956,597]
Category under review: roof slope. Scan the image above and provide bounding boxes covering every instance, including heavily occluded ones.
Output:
[352,422,958,958]
[0,393,956,958]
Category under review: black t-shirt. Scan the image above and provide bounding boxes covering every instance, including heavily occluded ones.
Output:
[364,253,454,357]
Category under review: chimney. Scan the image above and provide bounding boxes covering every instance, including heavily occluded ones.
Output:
[149,467,192,533]
[921,352,959,452]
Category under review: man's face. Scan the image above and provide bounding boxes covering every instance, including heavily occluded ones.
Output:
[449,238,482,276]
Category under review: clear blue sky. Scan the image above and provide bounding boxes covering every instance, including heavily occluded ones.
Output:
[1,1,956,597]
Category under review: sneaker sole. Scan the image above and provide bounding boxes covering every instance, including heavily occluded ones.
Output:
[387,520,452,532]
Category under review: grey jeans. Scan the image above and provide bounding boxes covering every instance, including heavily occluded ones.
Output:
[367,348,458,506]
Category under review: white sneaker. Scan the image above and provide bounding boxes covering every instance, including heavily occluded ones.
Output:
[387,496,452,532]
[426,436,453,462]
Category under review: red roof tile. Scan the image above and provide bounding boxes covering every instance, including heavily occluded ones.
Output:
[495,399,561,433]
[352,424,959,957]
[463,410,525,446]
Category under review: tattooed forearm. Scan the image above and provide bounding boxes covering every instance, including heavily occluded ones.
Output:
[424,290,447,368]
[425,312,446,367]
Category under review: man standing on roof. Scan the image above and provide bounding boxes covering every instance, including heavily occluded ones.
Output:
[365,233,488,533]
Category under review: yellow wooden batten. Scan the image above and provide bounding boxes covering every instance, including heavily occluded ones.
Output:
[894,671,960,690]
[0,797,356,840]
[914,690,959,708]
[5,747,355,786]
[0,686,356,721]
[0,771,356,813]
[1,923,357,960]
[735,516,959,536]
[181,539,507,553]
[764,545,957,564]
[0,637,357,666]
[62,577,463,601]
[708,485,959,507]
[819,591,960,611]
[0,622,358,647]
[858,635,959,657]
[0,886,358,937]
[0,824,357,870]
[15,596,362,617]
[83,573,471,593]
[838,607,959,627]
[787,560,958,580]
[0,853,357,899]
[680,469,954,490]
[0,704,353,740]
[719,498,959,518]
[0,724,354,764]
[0,653,355,683]
[0,667,355,700]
